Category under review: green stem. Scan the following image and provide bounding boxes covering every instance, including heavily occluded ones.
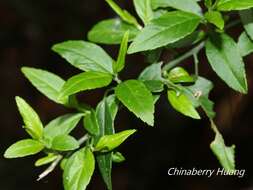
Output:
[162,42,205,72]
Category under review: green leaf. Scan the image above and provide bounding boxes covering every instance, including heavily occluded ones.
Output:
[44,113,83,142]
[106,95,119,121]
[15,96,43,140]
[51,135,79,151]
[167,90,200,119]
[59,71,113,100]
[4,139,44,158]
[88,18,139,45]
[128,11,201,54]
[205,0,213,9]
[205,33,247,93]
[205,11,224,30]
[95,129,136,152]
[217,0,253,11]
[210,122,235,171]
[105,0,140,28]
[115,80,155,126]
[52,41,113,74]
[83,109,100,136]
[114,31,129,73]
[168,30,205,48]
[35,154,59,167]
[151,0,202,16]
[112,152,126,163]
[239,9,253,40]
[21,67,68,105]
[167,67,194,83]
[63,147,95,190]
[95,98,115,190]
[138,63,164,92]
[238,31,253,57]
[133,0,154,25]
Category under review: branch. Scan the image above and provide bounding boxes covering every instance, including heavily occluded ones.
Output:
[162,42,205,72]
[37,134,90,181]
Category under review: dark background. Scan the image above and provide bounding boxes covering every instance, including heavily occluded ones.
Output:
[1,0,253,189]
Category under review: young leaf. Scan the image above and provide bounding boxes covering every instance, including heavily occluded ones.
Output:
[44,113,84,142]
[138,63,164,92]
[4,139,44,159]
[51,135,79,151]
[239,9,253,40]
[83,109,100,136]
[105,0,140,28]
[106,94,119,121]
[204,0,213,9]
[35,154,59,167]
[21,67,68,105]
[210,122,235,171]
[95,129,136,152]
[95,98,115,190]
[52,41,113,74]
[15,96,43,140]
[151,0,202,16]
[114,31,129,73]
[88,19,139,45]
[167,90,201,119]
[63,147,95,190]
[112,152,126,163]
[128,11,201,54]
[205,33,248,93]
[59,71,113,100]
[133,0,154,25]
[204,11,224,30]
[167,67,194,83]
[217,0,253,11]
[238,31,253,57]
[115,80,155,126]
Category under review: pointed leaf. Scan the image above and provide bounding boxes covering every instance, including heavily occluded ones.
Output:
[238,31,253,56]
[133,0,154,25]
[115,80,155,126]
[112,152,125,163]
[217,0,253,11]
[95,129,136,152]
[167,90,200,119]
[21,67,68,104]
[205,33,247,93]
[15,96,43,140]
[95,98,115,190]
[114,31,129,73]
[167,67,194,83]
[205,11,224,30]
[210,122,235,171]
[88,19,139,45]
[151,0,202,16]
[59,71,112,100]
[83,109,100,136]
[4,139,44,158]
[44,113,83,142]
[52,41,113,74]
[63,147,95,190]
[105,0,140,28]
[128,11,201,54]
[35,154,59,167]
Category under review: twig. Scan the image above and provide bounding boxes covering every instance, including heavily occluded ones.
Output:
[37,155,63,181]
[37,134,90,181]
[162,42,205,72]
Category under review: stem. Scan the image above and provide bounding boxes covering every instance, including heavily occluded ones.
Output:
[193,53,199,77]
[37,155,63,181]
[162,42,205,72]
[37,134,90,181]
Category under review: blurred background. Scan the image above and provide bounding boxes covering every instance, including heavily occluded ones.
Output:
[1,0,253,189]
